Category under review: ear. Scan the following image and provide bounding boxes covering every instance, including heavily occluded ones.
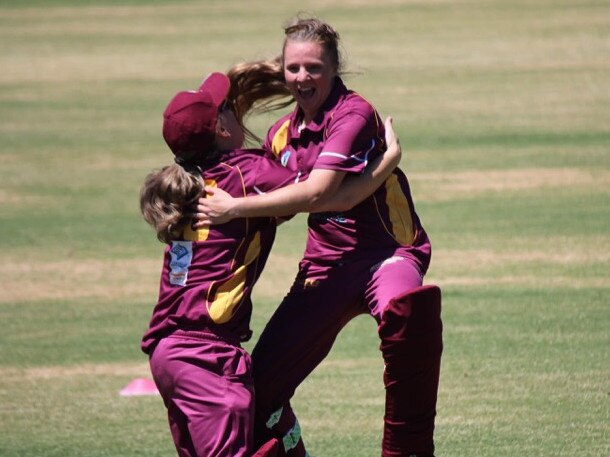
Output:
[215,117,231,140]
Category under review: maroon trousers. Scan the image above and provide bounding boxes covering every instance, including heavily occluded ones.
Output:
[149,331,255,457]
[252,257,442,457]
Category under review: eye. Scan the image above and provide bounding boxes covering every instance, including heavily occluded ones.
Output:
[306,64,323,74]
[285,64,299,74]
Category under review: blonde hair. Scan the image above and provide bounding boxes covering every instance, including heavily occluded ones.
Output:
[226,57,292,144]
[282,15,343,73]
[224,16,344,144]
[140,16,345,243]
[140,164,203,244]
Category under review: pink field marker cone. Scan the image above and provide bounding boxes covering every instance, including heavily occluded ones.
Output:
[119,377,159,397]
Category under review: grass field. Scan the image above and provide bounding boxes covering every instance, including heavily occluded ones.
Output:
[1,1,609,456]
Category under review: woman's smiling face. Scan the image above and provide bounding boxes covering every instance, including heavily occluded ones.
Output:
[283,40,337,123]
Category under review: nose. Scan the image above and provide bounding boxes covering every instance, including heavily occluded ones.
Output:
[296,67,311,83]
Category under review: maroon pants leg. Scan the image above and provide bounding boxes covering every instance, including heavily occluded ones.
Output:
[252,262,367,456]
[150,334,255,457]
[378,285,443,457]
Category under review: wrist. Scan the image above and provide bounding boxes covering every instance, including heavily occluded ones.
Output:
[229,197,245,219]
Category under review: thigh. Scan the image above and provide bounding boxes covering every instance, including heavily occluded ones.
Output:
[252,260,370,411]
[150,336,254,457]
[365,254,425,322]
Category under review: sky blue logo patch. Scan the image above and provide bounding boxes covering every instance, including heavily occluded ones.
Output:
[280,150,291,167]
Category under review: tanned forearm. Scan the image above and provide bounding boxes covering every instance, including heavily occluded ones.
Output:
[218,168,346,219]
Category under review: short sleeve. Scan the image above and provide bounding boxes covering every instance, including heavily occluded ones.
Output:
[248,156,301,195]
[314,108,384,174]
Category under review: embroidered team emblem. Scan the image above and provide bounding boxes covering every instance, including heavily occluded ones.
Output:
[280,150,291,167]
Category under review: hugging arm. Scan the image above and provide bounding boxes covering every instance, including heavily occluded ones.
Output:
[197,168,346,225]
[313,116,401,212]
[195,116,402,226]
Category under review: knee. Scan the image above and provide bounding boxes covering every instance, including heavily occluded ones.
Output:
[379,285,443,360]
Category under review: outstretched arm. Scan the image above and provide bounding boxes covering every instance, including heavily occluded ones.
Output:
[313,117,401,212]
[196,168,347,225]
[195,116,401,226]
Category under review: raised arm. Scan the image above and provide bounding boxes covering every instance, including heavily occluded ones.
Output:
[313,117,401,212]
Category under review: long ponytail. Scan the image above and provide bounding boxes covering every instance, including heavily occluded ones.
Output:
[225,56,293,144]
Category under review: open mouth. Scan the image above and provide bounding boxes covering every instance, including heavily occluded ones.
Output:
[298,87,315,99]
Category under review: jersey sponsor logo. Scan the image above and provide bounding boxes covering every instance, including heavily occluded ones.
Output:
[309,211,347,223]
[169,241,193,286]
[280,150,291,167]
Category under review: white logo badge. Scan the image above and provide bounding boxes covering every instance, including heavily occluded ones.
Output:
[280,150,291,167]
[169,241,193,286]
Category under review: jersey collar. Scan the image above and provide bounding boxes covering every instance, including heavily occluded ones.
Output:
[289,77,349,136]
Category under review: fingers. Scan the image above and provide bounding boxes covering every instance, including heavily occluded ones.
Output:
[384,117,395,138]
[384,116,394,135]
[193,199,212,228]
[384,116,401,148]
[193,218,211,229]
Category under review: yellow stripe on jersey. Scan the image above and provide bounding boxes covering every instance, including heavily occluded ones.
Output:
[207,231,262,324]
[242,230,262,266]
[183,179,216,242]
[271,119,291,157]
[384,174,415,246]
[207,265,247,324]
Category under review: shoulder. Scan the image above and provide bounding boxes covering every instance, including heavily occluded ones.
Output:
[334,90,377,121]
[324,91,381,137]
[218,148,267,164]
[325,78,378,122]
[202,149,269,180]
[268,112,294,135]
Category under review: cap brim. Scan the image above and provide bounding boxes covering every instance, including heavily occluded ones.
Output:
[198,72,230,106]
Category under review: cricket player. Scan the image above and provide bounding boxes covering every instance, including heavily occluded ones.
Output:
[196,17,443,457]
[140,71,402,457]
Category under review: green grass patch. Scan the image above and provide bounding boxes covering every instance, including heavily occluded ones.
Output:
[1,1,609,456]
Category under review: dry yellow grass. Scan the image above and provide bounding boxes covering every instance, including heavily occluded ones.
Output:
[3,242,604,306]
[427,274,608,289]
[413,168,609,202]
[0,361,151,381]
[434,246,610,268]
[0,252,300,304]
[0,189,50,206]
[0,258,160,304]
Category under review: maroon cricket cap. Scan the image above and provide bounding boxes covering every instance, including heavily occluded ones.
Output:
[162,72,230,158]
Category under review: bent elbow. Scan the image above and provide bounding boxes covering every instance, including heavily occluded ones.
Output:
[304,192,326,212]
[310,192,355,213]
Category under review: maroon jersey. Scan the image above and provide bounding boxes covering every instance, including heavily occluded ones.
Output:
[264,78,430,269]
[142,149,302,353]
